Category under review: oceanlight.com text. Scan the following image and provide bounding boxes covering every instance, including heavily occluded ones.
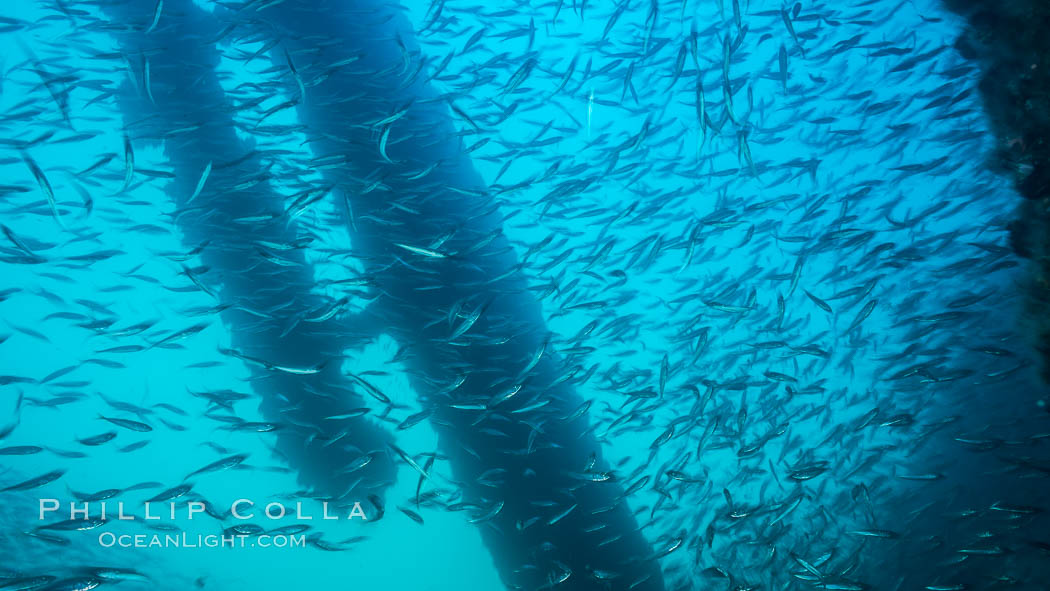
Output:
[98,532,308,549]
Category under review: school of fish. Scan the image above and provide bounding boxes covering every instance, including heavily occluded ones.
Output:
[0,0,1048,590]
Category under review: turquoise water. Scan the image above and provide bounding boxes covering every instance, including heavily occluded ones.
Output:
[1,0,1048,590]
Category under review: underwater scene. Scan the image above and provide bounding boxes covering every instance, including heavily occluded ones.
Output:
[1,0,1049,590]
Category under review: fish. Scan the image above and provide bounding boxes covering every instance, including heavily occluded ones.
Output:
[501,58,537,97]
[184,453,248,479]
[803,289,833,313]
[393,242,449,258]
[848,299,878,332]
[0,469,64,492]
[145,0,163,33]
[779,44,789,90]
[119,133,134,193]
[21,153,62,226]
[186,160,212,204]
[98,415,153,432]
[78,431,117,446]
[0,445,42,455]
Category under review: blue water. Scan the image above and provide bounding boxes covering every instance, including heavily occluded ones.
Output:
[1,0,1047,590]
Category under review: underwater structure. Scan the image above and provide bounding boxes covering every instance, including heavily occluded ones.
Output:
[940,0,1050,382]
[102,0,664,589]
[102,0,399,503]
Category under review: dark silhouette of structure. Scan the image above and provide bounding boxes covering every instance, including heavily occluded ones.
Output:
[103,0,665,589]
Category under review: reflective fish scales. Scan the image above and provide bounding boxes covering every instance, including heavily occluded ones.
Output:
[0,0,1047,590]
